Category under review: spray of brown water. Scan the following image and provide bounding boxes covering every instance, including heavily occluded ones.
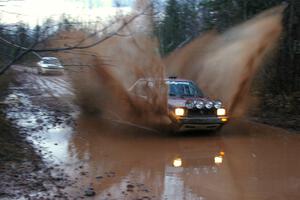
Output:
[165,6,284,116]
[50,3,284,128]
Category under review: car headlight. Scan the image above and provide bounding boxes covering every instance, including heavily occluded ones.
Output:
[214,101,222,109]
[195,101,204,109]
[217,108,226,116]
[175,108,185,116]
[205,101,213,109]
[173,158,182,167]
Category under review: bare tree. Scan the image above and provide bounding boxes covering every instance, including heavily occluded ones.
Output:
[0,4,152,75]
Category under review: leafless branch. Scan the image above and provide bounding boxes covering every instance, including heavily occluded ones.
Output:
[0,4,153,75]
[0,36,28,50]
[0,9,25,16]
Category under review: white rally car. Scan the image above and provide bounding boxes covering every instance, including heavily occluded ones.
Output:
[37,57,64,75]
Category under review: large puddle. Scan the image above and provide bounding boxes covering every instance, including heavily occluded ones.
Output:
[65,119,300,200]
[4,71,300,199]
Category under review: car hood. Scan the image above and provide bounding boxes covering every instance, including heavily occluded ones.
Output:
[168,97,210,107]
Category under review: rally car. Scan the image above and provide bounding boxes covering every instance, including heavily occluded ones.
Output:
[37,57,64,75]
[129,77,228,131]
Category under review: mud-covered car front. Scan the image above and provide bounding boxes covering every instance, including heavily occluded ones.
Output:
[167,80,228,131]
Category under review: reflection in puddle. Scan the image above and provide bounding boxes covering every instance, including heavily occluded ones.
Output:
[214,151,225,164]
[214,156,223,164]
[4,89,300,199]
[35,126,73,164]
[5,91,75,165]
[66,119,300,199]
[64,118,227,199]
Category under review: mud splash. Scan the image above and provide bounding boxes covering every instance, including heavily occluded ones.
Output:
[165,6,284,116]
[50,3,284,127]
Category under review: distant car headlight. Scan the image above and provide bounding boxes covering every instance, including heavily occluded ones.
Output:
[175,108,185,116]
[214,101,222,109]
[217,108,226,116]
[195,101,204,109]
[205,101,213,109]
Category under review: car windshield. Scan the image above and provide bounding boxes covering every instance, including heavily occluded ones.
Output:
[166,81,204,97]
[42,58,60,65]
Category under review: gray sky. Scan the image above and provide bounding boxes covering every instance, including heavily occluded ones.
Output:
[0,0,134,25]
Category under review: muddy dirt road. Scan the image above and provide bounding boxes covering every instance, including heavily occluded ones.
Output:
[2,66,300,200]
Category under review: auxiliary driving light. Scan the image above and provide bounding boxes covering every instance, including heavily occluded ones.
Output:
[175,108,185,116]
[195,101,204,109]
[214,101,222,109]
[217,108,226,116]
[205,101,213,109]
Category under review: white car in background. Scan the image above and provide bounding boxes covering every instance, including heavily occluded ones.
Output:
[37,57,64,75]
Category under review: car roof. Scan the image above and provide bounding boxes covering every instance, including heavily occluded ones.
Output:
[137,78,192,82]
[42,57,58,60]
[165,78,192,82]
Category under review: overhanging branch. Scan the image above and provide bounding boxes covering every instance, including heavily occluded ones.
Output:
[0,4,152,75]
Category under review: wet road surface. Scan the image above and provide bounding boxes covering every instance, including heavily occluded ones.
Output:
[68,119,300,200]
[4,66,300,200]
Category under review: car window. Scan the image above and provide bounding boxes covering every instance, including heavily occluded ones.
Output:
[42,58,61,65]
[166,81,204,97]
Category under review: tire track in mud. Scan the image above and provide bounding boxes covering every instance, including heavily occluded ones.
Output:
[12,65,74,98]
[44,76,74,94]
[31,74,74,98]
[17,68,77,112]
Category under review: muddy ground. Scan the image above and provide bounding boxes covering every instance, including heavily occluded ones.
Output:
[250,94,300,132]
[0,68,75,199]
[252,111,300,132]
[0,66,300,200]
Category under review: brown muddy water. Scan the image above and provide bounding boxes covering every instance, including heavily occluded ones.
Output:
[3,67,300,200]
[68,118,300,200]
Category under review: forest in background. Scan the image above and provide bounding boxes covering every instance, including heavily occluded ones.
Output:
[0,0,299,125]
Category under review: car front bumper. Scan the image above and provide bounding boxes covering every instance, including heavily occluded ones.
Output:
[174,116,228,131]
[40,67,64,74]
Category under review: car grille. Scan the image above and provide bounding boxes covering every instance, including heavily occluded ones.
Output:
[187,108,216,117]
